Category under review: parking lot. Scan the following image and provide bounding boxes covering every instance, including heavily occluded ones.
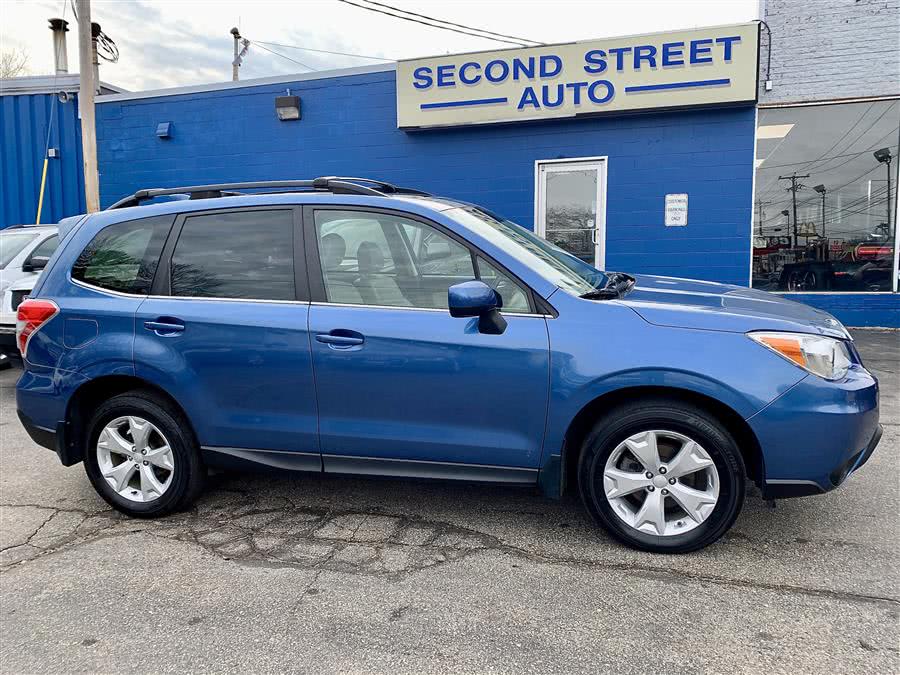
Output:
[0,329,896,673]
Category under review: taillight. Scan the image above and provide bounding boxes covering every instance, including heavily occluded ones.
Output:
[16,299,59,356]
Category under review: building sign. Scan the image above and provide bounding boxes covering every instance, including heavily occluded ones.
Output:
[397,23,759,129]
[665,193,688,226]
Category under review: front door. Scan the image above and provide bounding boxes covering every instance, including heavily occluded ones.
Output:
[536,159,606,268]
[305,206,550,480]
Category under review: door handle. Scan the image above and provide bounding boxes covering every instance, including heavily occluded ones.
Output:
[315,331,365,348]
[144,319,185,336]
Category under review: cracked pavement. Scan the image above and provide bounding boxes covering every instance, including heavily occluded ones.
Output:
[1,329,898,673]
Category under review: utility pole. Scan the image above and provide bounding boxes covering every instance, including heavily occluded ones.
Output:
[77,0,100,212]
[778,173,809,250]
[231,27,241,81]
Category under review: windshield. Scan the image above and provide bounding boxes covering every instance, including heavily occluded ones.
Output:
[447,207,607,295]
[0,232,39,269]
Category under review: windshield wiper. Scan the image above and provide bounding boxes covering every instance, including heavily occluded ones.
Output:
[580,272,635,300]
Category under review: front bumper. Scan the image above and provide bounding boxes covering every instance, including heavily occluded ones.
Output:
[749,364,881,499]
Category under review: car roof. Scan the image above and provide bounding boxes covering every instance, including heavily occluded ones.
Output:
[1,224,58,234]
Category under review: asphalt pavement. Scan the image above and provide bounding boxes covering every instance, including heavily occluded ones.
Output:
[1,330,898,673]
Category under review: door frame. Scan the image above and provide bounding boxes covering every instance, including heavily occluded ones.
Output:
[534,156,609,269]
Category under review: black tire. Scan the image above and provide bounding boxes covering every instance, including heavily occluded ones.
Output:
[83,390,205,517]
[578,398,745,554]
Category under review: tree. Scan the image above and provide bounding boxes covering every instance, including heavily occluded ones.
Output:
[0,48,29,78]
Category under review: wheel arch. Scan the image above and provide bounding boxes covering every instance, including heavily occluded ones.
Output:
[62,375,197,466]
[559,385,764,497]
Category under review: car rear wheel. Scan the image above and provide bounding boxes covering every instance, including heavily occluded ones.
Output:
[578,399,745,553]
[84,391,204,517]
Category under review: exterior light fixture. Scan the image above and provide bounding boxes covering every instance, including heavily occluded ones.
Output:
[275,95,301,121]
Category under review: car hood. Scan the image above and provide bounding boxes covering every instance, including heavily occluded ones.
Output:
[616,274,849,339]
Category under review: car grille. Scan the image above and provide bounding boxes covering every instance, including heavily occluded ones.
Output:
[11,290,29,311]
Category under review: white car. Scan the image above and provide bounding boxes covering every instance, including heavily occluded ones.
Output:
[0,225,60,352]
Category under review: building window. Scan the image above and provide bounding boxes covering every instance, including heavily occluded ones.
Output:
[753,99,899,293]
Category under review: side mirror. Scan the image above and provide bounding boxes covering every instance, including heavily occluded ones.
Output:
[448,281,507,335]
[22,256,49,273]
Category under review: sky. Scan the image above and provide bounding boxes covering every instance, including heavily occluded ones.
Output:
[1,0,758,91]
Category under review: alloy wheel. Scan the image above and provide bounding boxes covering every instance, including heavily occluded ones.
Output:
[602,429,719,536]
[96,416,175,503]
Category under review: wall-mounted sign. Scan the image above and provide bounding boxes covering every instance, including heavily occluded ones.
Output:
[665,193,688,227]
[397,23,759,129]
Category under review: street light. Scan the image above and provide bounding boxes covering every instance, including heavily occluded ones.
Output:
[813,184,826,238]
[874,148,893,233]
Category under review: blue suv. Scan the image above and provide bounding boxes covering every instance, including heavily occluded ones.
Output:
[15,177,881,553]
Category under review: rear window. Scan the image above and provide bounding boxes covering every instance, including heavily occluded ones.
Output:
[0,232,39,269]
[72,216,173,294]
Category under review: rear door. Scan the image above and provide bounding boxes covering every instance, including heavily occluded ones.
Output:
[306,206,550,480]
[133,206,319,469]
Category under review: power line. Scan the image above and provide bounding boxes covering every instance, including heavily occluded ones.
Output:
[251,39,394,61]
[250,41,318,71]
[360,0,542,45]
[336,0,538,47]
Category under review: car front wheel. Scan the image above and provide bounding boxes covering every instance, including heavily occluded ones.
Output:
[578,399,746,553]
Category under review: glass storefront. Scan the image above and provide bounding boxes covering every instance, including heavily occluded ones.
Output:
[753,99,899,293]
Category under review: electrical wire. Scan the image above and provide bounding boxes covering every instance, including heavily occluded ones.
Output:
[35,0,69,224]
[249,41,318,71]
[250,39,394,61]
[336,0,538,47]
[359,0,542,45]
[69,0,119,62]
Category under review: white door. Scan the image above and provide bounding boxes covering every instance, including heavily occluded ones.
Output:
[536,159,607,268]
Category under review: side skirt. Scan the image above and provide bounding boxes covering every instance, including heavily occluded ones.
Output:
[202,446,323,473]
[323,454,539,485]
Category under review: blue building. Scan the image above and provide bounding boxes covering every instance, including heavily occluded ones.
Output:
[3,19,897,326]
[0,75,122,228]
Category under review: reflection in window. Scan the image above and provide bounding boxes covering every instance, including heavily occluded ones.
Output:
[171,210,295,300]
[753,100,898,293]
[72,216,172,294]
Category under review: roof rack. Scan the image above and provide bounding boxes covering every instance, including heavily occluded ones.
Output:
[105,176,431,210]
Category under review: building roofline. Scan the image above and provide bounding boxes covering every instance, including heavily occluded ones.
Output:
[0,74,126,96]
[95,62,397,104]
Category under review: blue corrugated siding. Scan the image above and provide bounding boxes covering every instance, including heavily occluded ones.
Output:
[0,93,85,228]
[96,70,756,285]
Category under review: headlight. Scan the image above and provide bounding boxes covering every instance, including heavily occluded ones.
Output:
[748,332,852,380]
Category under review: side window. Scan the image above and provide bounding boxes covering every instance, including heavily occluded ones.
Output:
[72,216,172,294]
[476,257,530,314]
[30,235,59,260]
[315,210,475,309]
[170,210,295,300]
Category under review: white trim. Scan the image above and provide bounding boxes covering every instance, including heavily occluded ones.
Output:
[758,95,900,109]
[396,21,757,64]
[534,157,609,269]
[96,63,397,103]
[749,106,759,287]
[0,74,125,96]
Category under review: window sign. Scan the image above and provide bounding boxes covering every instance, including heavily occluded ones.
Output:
[665,194,689,227]
[397,23,759,128]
